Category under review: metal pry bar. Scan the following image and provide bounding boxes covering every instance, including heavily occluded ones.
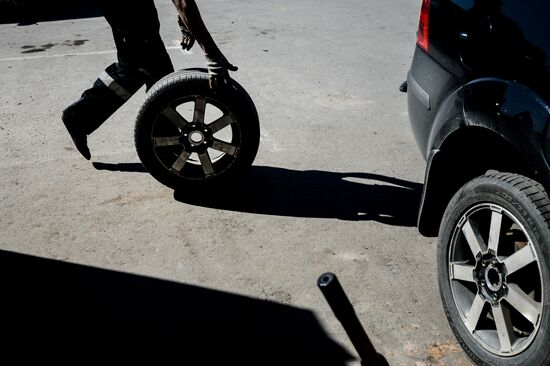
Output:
[317,272,389,366]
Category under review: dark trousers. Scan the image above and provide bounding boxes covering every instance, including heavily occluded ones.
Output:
[63,0,174,135]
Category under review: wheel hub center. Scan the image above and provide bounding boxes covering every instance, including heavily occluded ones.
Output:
[474,252,508,304]
[181,124,212,150]
[485,267,503,291]
[189,131,205,145]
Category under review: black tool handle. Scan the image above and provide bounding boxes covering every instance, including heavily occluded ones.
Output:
[317,272,389,366]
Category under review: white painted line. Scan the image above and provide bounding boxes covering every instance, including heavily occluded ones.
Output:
[0,49,117,62]
[172,40,194,55]
[0,44,188,62]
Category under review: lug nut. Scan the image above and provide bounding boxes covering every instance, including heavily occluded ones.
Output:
[493,294,498,301]
[481,280,486,286]
[482,260,488,267]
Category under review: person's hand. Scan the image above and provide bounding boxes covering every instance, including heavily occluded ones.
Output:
[178,16,195,51]
[206,53,238,89]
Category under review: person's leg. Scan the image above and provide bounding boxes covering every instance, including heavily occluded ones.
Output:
[117,30,174,90]
[62,38,174,160]
[61,28,148,159]
[62,32,173,160]
[63,30,148,128]
[140,35,175,90]
[96,0,173,92]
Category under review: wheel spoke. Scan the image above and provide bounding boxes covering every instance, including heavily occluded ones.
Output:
[162,107,189,129]
[193,97,206,124]
[198,152,214,176]
[487,211,503,254]
[208,114,233,134]
[506,283,541,325]
[211,139,238,156]
[171,151,191,173]
[503,245,536,275]
[462,219,486,258]
[492,304,515,353]
[466,294,485,332]
[450,262,476,282]
[153,136,180,147]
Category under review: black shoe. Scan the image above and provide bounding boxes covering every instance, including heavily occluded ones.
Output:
[62,112,91,160]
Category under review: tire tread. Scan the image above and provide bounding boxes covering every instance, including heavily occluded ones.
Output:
[134,69,259,189]
[439,172,550,366]
[484,172,550,226]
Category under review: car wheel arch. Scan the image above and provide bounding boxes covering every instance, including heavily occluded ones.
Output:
[418,126,535,237]
[418,77,550,237]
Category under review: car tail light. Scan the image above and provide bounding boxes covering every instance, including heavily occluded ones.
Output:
[417,0,430,52]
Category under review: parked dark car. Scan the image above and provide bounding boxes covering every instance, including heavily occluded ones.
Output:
[407,0,550,364]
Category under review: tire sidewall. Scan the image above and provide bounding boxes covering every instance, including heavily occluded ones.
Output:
[135,72,260,190]
[438,175,550,366]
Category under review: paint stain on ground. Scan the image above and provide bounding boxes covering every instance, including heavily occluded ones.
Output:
[21,43,55,53]
[71,40,87,46]
[21,39,89,54]
[426,342,460,363]
[21,48,46,54]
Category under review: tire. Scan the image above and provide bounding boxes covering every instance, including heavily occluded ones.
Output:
[438,172,550,365]
[135,69,260,190]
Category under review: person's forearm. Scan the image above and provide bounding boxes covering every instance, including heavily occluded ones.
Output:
[171,0,221,57]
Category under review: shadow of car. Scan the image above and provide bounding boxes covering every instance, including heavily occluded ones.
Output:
[0,0,101,25]
[0,249,353,365]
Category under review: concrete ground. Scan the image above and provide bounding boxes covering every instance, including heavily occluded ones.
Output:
[0,0,472,365]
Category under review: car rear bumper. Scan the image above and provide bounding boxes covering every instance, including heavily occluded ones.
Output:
[408,47,460,159]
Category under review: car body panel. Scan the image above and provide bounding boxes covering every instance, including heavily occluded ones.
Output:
[407,48,461,159]
[415,76,550,236]
[463,78,550,178]
[408,0,550,236]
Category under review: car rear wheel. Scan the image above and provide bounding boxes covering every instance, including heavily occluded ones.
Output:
[438,172,550,365]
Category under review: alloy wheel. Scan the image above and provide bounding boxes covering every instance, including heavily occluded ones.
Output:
[449,203,544,356]
[151,95,241,180]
